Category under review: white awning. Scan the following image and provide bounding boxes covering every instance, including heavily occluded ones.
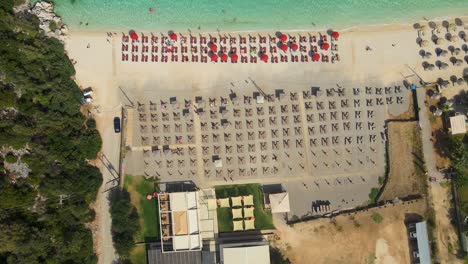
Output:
[188,209,199,234]
[170,193,188,211]
[269,193,290,213]
[223,245,270,264]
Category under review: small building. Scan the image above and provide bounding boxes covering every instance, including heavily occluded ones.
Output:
[450,115,467,135]
[158,191,203,252]
[220,242,270,264]
[408,221,432,264]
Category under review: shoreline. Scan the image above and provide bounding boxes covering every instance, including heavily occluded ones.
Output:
[66,14,468,36]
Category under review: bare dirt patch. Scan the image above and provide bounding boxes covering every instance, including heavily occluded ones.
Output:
[272,200,426,264]
[379,122,425,201]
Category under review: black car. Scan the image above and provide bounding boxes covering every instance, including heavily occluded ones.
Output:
[113,117,121,133]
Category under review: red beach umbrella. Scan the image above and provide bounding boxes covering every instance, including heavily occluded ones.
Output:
[130,31,138,40]
[169,33,177,40]
[210,44,218,52]
[210,53,218,61]
[261,54,269,62]
[280,44,288,52]
[167,48,172,53]
[290,43,298,51]
[231,53,239,61]
[321,42,330,50]
[331,31,339,39]
[279,34,287,42]
[312,53,320,61]
[221,53,228,61]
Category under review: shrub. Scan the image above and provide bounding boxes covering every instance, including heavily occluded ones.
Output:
[5,153,17,163]
[371,212,383,224]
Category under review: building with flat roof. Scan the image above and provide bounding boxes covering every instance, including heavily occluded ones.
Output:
[219,242,270,264]
[408,221,431,264]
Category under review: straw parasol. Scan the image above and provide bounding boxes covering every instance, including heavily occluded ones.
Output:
[420,40,429,47]
[419,25,428,36]
[434,24,442,33]
[448,23,457,32]
[436,38,445,45]
[451,35,459,42]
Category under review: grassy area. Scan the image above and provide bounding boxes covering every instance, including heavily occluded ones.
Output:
[129,245,146,264]
[124,176,160,242]
[215,183,274,232]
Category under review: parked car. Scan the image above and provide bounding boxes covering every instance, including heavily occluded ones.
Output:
[113,117,121,133]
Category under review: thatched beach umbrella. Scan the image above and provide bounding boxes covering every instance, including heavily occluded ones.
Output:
[448,23,457,32]
[451,35,459,42]
[419,25,428,36]
[434,24,442,34]
[420,39,429,47]
[436,38,445,45]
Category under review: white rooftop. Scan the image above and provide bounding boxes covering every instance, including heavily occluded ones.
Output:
[222,245,270,264]
[269,192,290,213]
[450,115,467,135]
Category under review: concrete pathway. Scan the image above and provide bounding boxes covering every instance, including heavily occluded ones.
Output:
[416,89,444,181]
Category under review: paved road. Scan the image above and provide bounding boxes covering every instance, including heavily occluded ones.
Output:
[416,89,444,180]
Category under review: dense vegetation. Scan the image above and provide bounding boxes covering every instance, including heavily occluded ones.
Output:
[109,189,139,260]
[0,1,102,263]
[450,134,468,187]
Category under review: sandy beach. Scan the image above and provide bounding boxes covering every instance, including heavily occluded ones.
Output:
[64,17,467,264]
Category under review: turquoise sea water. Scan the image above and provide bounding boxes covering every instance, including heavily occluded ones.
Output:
[42,0,468,32]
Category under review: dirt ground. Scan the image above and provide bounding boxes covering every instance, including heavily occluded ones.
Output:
[272,200,426,264]
[379,122,425,201]
[388,90,415,120]
[429,184,462,264]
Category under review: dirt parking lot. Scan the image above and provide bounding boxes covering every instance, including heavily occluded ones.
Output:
[272,200,426,264]
[379,122,426,201]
